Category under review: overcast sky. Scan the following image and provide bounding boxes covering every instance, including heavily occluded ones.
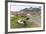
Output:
[10,5,40,11]
[8,2,42,11]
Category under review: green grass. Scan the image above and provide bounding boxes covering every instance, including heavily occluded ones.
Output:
[10,15,41,29]
[10,16,32,29]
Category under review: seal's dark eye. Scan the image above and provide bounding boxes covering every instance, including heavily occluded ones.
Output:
[26,18,29,20]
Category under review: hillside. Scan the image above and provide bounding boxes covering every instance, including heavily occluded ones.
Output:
[10,7,41,16]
